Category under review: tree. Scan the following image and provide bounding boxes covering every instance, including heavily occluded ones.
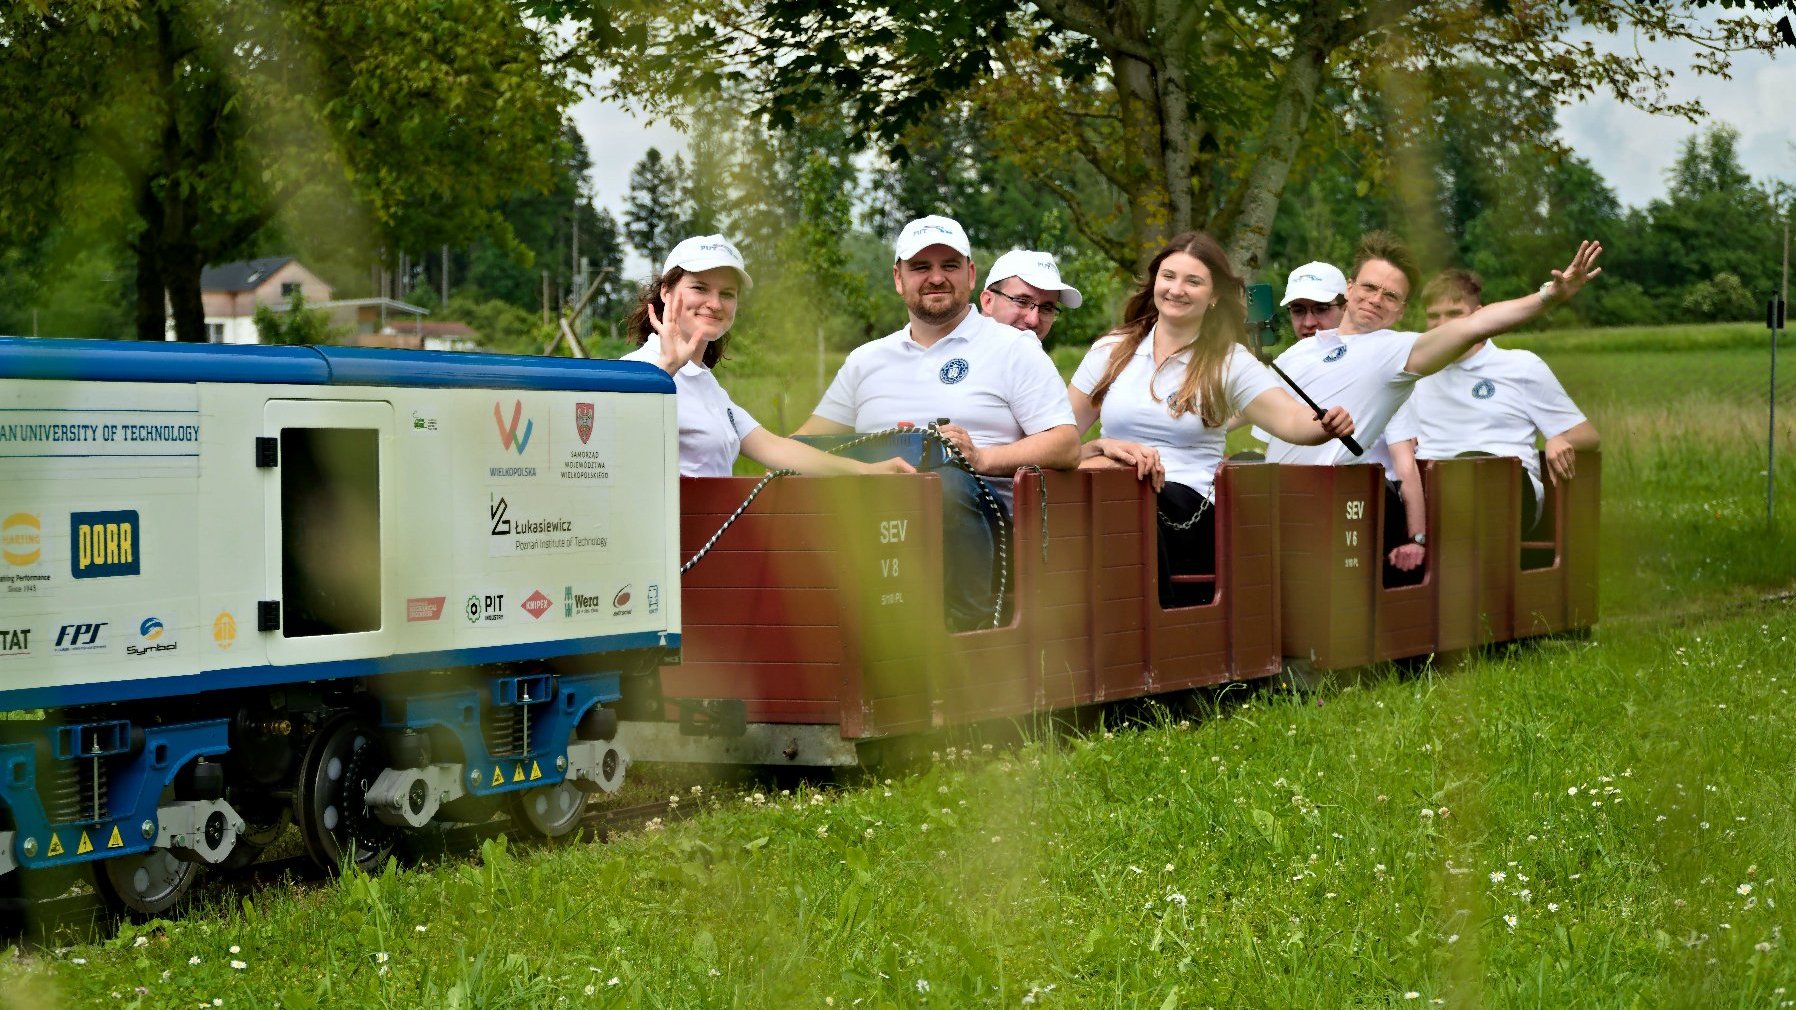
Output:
[595,0,1781,276]
[0,0,576,341]
[253,291,346,346]
[624,147,687,267]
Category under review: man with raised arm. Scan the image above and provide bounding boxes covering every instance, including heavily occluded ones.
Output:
[1258,231,1603,578]
[794,215,1080,631]
[1385,269,1601,536]
[978,249,1083,340]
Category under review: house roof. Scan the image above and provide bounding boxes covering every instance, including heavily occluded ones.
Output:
[199,257,295,293]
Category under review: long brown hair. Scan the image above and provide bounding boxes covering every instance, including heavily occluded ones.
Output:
[625,267,733,369]
[1087,231,1246,428]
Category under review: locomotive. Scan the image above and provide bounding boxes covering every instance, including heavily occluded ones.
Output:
[0,338,679,914]
[0,336,1599,917]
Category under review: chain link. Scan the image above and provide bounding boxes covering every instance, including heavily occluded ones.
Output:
[679,469,797,574]
[1157,495,1211,531]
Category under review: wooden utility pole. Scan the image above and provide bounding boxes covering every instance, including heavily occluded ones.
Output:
[441,245,449,307]
[541,269,611,359]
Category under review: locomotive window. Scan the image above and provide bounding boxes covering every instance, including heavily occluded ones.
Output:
[280,427,381,637]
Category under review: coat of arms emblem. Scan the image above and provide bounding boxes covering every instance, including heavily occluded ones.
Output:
[575,402,594,444]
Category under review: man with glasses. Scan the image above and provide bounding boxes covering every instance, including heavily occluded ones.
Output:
[1281,261,1347,339]
[1258,230,1605,580]
[795,216,1080,630]
[978,249,1083,340]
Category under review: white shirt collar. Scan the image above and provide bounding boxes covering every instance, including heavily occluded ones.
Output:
[1130,325,1194,364]
[902,305,982,349]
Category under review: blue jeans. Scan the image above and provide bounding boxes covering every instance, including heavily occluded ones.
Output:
[935,467,1008,631]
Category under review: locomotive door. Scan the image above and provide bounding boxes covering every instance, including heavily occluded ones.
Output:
[261,399,395,666]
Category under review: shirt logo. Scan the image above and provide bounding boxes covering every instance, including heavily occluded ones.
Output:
[1472,379,1496,400]
[939,358,971,384]
[1323,346,1348,363]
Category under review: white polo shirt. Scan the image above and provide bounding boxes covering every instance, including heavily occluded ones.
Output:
[1070,332,1278,502]
[813,309,1075,499]
[1385,341,1586,503]
[1257,327,1422,467]
[622,336,761,477]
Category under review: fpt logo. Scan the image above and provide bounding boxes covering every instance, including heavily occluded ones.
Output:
[938,358,970,385]
[54,621,108,654]
[493,400,534,454]
[2,513,41,567]
[70,510,140,579]
[574,402,595,445]
[1323,346,1348,363]
[1472,379,1496,400]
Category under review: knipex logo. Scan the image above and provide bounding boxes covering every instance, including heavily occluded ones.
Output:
[493,400,534,454]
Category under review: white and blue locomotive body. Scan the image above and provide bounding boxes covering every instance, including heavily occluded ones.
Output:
[0,338,679,909]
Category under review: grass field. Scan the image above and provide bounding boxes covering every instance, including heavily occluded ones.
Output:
[4,320,1796,1007]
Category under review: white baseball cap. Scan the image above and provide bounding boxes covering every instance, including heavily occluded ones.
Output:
[985,249,1084,309]
[893,215,972,262]
[664,234,753,289]
[1280,261,1347,306]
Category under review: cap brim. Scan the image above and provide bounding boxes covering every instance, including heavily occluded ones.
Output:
[675,257,753,289]
[1280,284,1340,306]
[989,271,1083,309]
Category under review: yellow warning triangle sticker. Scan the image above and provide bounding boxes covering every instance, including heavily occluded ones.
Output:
[107,826,124,849]
[511,763,525,783]
[45,833,64,858]
[76,831,94,855]
[490,766,504,787]
[528,760,542,781]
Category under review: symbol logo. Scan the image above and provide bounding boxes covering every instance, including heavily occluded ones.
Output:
[521,590,552,620]
[54,621,108,653]
[575,402,595,444]
[1323,346,1348,363]
[939,358,970,384]
[0,628,29,657]
[70,510,140,579]
[1472,379,1496,400]
[2,513,41,566]
[140,617,164,640]
[128,616,177,656]
[493,400,534,454]
[212,612,237,650]
[406,596,446,622]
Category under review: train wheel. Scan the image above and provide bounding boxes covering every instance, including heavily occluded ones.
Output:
[294,716,397,874]
[508,780,588,840]
[218,800,290,871]
[92,849,202,919]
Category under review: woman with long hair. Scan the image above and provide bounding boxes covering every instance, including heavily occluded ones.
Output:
[622,235,911,478]
[1068,231,1353,605]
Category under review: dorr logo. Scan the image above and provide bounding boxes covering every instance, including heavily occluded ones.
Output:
[2,513,41,566]
[521,590,552,620]
[493,400,534,454]
[575,403,595,445]
[70,510,140,579]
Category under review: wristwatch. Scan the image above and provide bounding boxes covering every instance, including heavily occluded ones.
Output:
[1537,281,1562,305]
[1411,532,1427,546]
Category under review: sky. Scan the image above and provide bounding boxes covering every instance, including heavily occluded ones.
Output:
[568,17,1795,225]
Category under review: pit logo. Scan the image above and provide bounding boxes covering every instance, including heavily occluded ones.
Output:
[70,510,140,579]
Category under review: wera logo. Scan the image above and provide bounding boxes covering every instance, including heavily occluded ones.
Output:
[493,400,534,454]
[71,510,140,579]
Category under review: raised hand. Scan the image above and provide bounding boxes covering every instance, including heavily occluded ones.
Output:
[649,287,707,374]
[1547,240,1605,302]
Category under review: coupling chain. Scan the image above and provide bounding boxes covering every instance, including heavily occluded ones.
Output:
[1157,494,1211,531]
[679,469,797,574]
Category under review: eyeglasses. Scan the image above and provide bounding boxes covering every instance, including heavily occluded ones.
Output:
[1288,302,1344,318]
[1353,280,1406,308]
[989,290,1063,319]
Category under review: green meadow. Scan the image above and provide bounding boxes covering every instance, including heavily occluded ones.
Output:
[4,321,1795,1008]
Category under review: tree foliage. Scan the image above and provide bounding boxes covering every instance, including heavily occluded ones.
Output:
[0,0,576,341]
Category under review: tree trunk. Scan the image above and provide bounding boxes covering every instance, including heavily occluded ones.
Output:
[132,233,167,343]
[1113,48,1170,272]
[164,241,208,342]
[1221,20,1333,274]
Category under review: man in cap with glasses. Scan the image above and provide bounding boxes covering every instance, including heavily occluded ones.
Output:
[1257,230,1605,581]
[1281,261,1347,339]
[978,249,1083,340]
[795,215,1080,630]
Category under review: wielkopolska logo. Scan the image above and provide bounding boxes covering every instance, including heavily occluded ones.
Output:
[493,400,534,454]
[71,510,140,579]
[2,513,41,567]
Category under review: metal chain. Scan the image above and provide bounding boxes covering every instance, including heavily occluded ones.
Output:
[679,469,797,574]
[1157,495,1211,531]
